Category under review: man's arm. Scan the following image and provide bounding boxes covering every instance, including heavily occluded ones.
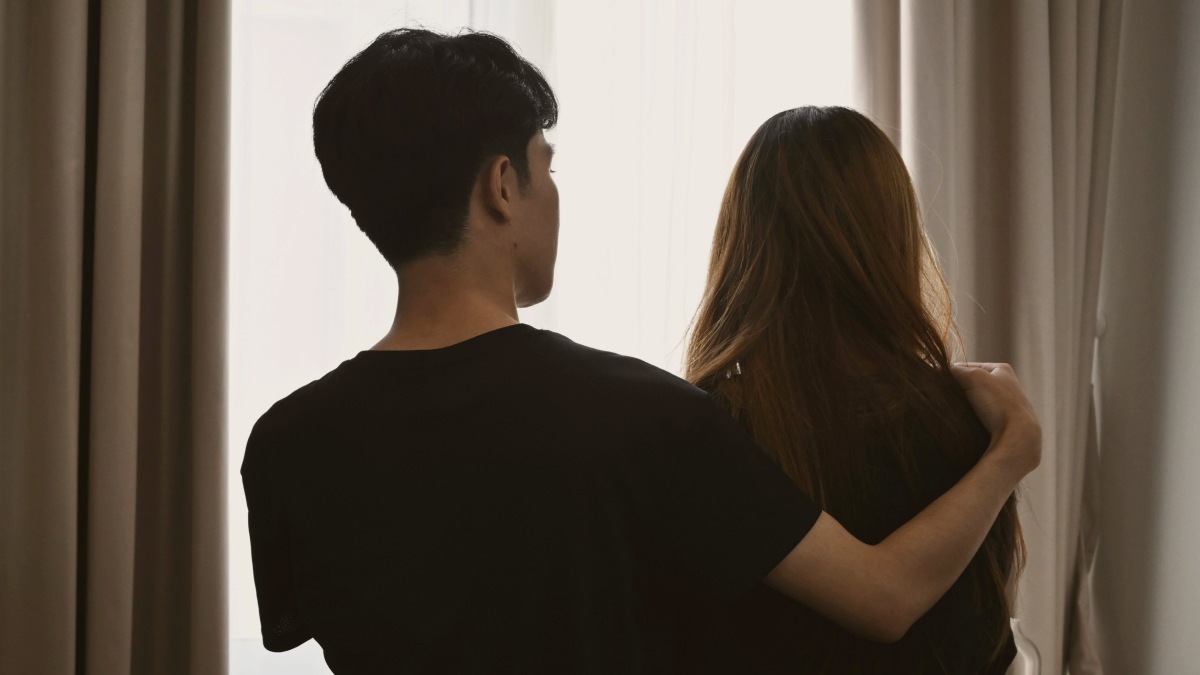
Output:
[763,363,1041,643]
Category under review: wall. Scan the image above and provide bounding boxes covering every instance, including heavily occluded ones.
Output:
[1095,1,1200,672]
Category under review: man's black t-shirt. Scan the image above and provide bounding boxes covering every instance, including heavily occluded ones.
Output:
[241,324,821,673]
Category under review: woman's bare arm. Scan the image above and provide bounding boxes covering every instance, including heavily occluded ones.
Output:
[762,363,1040,642]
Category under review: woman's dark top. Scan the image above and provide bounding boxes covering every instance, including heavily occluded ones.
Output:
[675,395,1017,674]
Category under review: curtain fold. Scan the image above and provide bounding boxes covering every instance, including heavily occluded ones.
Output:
[852,2,1121,674]
[0,0,230,673]
[0,2,89,672]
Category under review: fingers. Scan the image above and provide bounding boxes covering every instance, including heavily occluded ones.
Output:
[949,363,997,383]
[952,361,1012,374]
[948,363,981,383]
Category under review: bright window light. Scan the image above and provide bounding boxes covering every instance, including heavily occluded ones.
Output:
[228,2,854,672]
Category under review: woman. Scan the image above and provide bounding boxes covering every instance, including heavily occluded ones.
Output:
[681,106,1023,674]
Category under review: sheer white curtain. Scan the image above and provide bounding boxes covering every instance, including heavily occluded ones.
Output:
[547,2,853,366]
[228,1,852,672]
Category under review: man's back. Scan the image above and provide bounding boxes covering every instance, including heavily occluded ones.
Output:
[242,324,818,673]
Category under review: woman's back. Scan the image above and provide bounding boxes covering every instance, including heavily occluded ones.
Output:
[683,106,1022,674]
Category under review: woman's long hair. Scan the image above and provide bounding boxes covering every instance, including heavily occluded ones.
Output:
[686,106,1023,669]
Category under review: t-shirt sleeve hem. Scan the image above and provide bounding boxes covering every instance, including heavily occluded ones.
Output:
[711,500,822,604]
[663,395,825,605]
[263,629,313,653]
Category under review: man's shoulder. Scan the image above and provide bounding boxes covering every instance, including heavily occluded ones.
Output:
[532,330,708,403]
[242,330,716,467]
[240,366,349,470]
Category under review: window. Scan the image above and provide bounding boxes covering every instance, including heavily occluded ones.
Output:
[228,2,852,671]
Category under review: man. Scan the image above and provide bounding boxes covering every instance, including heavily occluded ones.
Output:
[242,28,1040,673]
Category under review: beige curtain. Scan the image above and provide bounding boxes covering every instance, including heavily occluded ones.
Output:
[0,0,230,673]
[852,1,1121,673]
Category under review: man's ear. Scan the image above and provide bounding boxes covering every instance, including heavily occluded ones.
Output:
[481,155,515,223]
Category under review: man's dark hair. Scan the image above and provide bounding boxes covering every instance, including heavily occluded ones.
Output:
[312,28,558,267]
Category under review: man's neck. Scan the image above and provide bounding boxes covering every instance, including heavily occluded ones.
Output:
[371,259,519,351]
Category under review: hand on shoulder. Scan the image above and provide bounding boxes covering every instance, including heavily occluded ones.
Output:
[950,362,1042,478]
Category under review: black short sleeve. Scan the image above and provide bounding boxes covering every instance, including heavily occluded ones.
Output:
[630,395,822,603]
[241,416,313,652]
